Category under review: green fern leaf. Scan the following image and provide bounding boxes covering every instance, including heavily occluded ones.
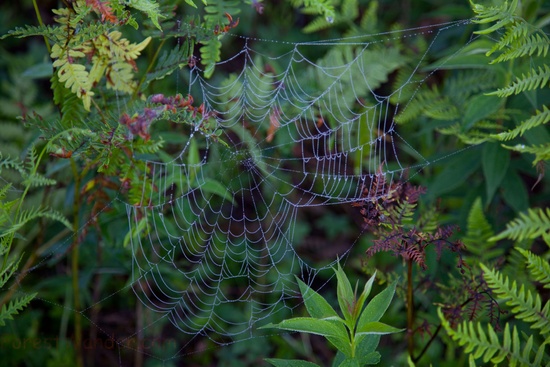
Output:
[1,24,63,41]
[516,248,550,289]
[290,0,335,19]
[493,105,550,141]
[125,0,165,30]
[488,65,550,97]
[480,263,550,337]
[143,41,192,87]
[491,33,550,63]
[504,143,550,166]
[471,0,519,35]
[464,198,503,261]
[200,38,222,79]
[439,308,545,366]
[0,292,37,327]
[490,207,550,242]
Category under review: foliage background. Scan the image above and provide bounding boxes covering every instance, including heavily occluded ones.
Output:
[0,0,548,366]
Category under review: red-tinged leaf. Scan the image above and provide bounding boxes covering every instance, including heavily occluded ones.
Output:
[86,0,117,24]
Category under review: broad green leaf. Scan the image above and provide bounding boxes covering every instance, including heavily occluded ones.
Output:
[260,318,348,340]
[334,263,354,325]
[355,272,376,321]
[199,179,235,205]
[356,321,403,335]
[265,359,320,367]
[463,94,502,129]
[500,169,528,212]
[296,277,338,319]
[355,339,381,364]
[482,142,510,203]
[357,280,397,330]
[428,148,481,199]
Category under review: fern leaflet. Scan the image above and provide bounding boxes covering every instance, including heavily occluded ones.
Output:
[488,65,550,97]
[516,248,550,289]
[480,263,550,339]
[439,308,546,366]
[493,105,550,141]
[490,207,550,242]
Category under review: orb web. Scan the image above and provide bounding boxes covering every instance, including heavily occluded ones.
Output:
[118,18,474,354]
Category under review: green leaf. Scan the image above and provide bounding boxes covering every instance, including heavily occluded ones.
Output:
[354,272,376,322]
[296,277,339,319]
[428,148,481,199]
[265,359,320,367]
[482,142,510,203]
[337,358,361,367]
[463,95,502,129]
[500,169,528,213]
[357,279,397,330]
[199,179,235,205]
[126,0,165,30]
[260,318,348,340]
[356,321,403,335]
[334,263,354,325]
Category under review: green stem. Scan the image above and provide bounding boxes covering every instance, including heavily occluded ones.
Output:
[70,157,84,367]
[407,258,414,358]
[32,0,51,54]
[133,38,167,99]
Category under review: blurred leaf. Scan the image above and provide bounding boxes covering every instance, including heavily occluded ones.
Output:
[265,359,320,367]
[482,142,510,203]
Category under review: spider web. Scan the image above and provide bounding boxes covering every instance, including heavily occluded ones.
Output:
[2,17,484,364]
[116,18,474,355]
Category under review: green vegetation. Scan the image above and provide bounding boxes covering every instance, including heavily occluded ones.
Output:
[0,0,548,366]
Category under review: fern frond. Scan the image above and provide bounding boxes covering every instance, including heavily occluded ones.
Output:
[480,263,550,338]
[124,0,165,30]
[395,86,458,124]
[0,293,37,327]
[471,0,519,35]
[2,207,71,237]
[491,33,550,63]
[200,38,222,79]
[503,143,550,166]
[516,248,550,289]
[290,0,335,19]
[490,207,550,242]
[439,308,545,366]
[488,65,550,97]
[463,198,503,262]
[51,44,94,111]
[200,0,240,78]
[1,24,64,41]
[143,42,191,87]
[445,70,500,105]
[493,105,550,141]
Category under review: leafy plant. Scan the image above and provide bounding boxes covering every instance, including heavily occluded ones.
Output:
[0,145,72,327]
[261,263,402,366]
[439,206,550,366]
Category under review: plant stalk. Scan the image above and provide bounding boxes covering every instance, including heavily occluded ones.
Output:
[70,157,84,367]
[407,258,414,358]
